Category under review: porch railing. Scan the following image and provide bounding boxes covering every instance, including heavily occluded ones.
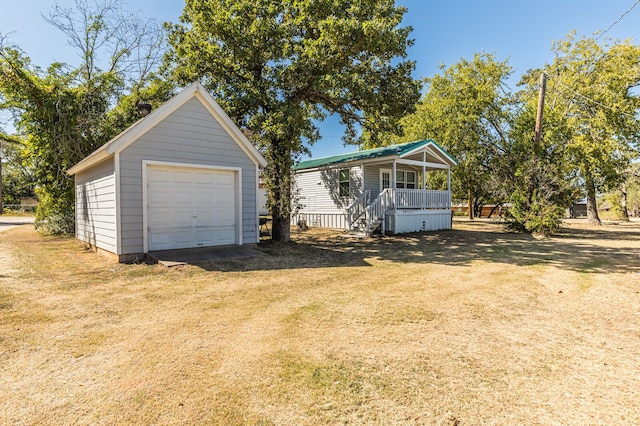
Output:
[365,188,391,232]
[389,189,451,210]
[346,190,370,231]
[346,188,451,234]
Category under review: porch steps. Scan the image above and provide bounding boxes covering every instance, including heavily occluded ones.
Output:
[346,218,383,237]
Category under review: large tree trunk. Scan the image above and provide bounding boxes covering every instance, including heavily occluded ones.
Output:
[467,187,473,220]
[271,216,291,241]
[621,183,629,221]
[266,141,293,242]
[585,177,601,226]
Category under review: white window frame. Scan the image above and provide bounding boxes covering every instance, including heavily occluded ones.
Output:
[388,169,417,189]
[338,168,350,197]
[380,169,391,191]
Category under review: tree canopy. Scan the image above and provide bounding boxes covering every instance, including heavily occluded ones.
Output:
[165,0,421,241]
[0,0,169,232]
[396,53,515,218]
[394,34,640,234]
[522,34,640,225]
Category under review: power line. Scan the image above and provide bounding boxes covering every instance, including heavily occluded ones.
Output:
[596,0,640,40]
[552,78,638,119]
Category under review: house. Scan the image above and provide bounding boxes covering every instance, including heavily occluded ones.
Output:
[67,82,267,262]
[292,140,457,235]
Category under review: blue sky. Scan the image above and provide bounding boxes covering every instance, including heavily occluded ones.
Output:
[1,0,639,159]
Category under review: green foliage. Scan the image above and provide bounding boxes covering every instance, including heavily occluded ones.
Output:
[599,192,625,220]
[0,47,121,232]
[627,163,640,217]
[509,188,566,235]
[507,156,575,235]
[519,34,640,225]
[393,53,515,212]
[503,91,578,235]
[0,0,168,233]
[34,188,75,235]
[397,35,639,234]
[0,138,35,205]
[166,0,421,241]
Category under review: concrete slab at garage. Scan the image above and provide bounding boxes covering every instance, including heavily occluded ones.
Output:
[147,245,266,267]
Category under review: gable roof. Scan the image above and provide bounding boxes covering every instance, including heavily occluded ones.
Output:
[67,82,267,175]
[294,139,456,170]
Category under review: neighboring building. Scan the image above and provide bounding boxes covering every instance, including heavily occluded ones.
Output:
[67,82,267,262]
[567,198,588,218]
[258,178,269,216]
[292,140,457,235]
[19,197,38,212]
[452,204,509,218]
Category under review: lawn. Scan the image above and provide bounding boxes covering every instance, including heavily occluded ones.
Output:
[1,219,639,425]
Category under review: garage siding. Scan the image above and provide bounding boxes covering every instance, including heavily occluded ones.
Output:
[75,158,117,253]
[118,97,258,254]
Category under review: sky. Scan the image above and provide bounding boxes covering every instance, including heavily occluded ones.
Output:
[1,0,639,159]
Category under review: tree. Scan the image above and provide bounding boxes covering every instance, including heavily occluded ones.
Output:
[626,162,640,218]
[0,135,36,210]
[523,34,640,225]
[394,53,514,219]
[165,0,421,242]
[0,0,168,233]
[504,74,579,235]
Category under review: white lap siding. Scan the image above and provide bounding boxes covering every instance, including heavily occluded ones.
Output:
[295,166,363,213]
[75,158,117,253]
[293,165,363,228]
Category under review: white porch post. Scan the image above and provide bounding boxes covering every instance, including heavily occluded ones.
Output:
[422,150,427,188]
[447,168,452,207]
[422,149,427,208]
[391,160,397,188]
[392,160,397,209]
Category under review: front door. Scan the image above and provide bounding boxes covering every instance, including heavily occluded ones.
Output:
[380,169,391,191]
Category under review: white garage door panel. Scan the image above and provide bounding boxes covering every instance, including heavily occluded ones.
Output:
[147,165,238,251]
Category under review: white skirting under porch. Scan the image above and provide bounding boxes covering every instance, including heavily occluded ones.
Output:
[292,208,452,234]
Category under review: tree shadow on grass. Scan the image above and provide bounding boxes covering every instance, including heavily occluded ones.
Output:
[199,221,640,275]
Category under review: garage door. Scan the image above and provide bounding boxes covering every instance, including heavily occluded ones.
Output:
[147,164,237,251]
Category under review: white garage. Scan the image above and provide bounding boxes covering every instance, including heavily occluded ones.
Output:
[68,82,267,262]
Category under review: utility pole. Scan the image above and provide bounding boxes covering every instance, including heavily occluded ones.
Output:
[527,72,547,209]
[534,72,547,146]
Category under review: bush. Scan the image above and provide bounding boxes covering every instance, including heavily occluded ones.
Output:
[34,190,75,235]
[508,189,566,236]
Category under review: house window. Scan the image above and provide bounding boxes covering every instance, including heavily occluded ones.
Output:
[395,170,417,189]
[396,170,405,188]
[339,169,350,197]
[406,171,416,189]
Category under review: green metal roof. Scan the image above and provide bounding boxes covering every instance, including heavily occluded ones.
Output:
[294,139,456,170]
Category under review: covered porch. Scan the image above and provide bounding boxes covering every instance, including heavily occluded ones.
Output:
[347,187,453,235]
[346,141,454,235]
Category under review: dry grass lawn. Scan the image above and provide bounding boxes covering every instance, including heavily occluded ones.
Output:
[1,219,639,425]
